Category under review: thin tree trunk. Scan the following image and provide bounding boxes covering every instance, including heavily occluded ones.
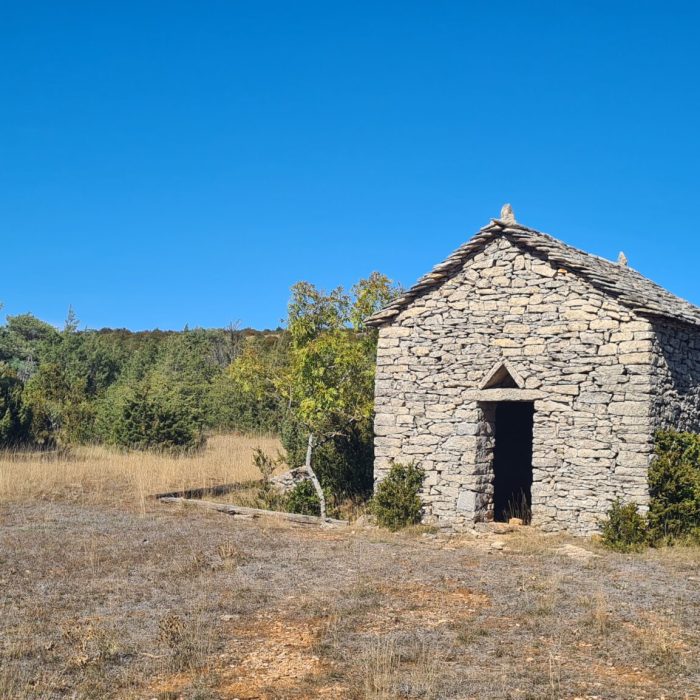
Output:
[304,433,327,520]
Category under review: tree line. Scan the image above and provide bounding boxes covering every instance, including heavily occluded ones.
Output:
[0,272,400,501]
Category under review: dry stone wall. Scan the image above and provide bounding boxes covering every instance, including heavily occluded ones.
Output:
[270,467,312,494]
[650,319,700,433]
[374,235,657,535]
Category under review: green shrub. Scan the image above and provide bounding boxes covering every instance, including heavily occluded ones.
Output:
[99,384,204,453]
[648,429,700,544]
[370,462,425,531]
[286,480,321,516]
[600,499,648,552]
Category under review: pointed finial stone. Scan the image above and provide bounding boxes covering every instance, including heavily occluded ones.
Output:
[617,251,628,266]
[500,203,516,224]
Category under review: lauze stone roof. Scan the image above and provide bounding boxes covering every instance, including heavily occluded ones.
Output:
[366,218,700,328]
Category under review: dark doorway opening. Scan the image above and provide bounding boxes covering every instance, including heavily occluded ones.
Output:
[493,402,534,523]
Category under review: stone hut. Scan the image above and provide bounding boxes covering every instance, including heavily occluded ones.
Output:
[366,207,700,534]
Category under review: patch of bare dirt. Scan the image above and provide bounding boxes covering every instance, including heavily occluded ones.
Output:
[151,605,349,700]
[360,580,489,633]
[219,612,340,699]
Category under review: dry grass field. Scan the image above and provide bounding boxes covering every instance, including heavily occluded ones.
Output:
[0,434,284,511]
[1,435,699,699]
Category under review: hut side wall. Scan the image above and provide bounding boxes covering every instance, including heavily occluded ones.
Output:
[373,236,655,534]
[650,319,700,433]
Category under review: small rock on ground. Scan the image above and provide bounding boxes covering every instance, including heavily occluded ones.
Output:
[556,543,599,562]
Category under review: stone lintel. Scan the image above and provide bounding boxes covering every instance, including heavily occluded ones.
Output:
[466,388,545,402]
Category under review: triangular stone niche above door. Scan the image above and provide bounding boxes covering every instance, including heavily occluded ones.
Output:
[480,359,526,390]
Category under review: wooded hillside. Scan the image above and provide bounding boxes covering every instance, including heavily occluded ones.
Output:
[0,272,400,503]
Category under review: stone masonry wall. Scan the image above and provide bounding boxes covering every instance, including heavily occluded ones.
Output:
[650,319,700,433]
[373,235,657,535]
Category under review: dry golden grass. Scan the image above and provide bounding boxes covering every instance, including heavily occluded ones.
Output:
[0,433,283,511]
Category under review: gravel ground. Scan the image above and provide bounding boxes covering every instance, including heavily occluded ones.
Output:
[1,500,698,699]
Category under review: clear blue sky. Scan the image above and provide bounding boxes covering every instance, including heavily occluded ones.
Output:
[2,2,699,330]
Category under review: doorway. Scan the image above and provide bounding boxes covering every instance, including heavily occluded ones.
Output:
[493,402,534,523]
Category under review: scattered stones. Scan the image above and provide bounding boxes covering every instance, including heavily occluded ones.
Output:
[269,467,311,494]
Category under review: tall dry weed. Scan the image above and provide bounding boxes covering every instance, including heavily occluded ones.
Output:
[361,637,444,700]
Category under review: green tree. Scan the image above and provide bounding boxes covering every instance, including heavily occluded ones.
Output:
[282,273,400,500]
[22,361,93,446]
[350,272,402,332]
[0,364,32,445]
[97,382,204,452]
[224,333,290,433]
[0,313,59,380]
